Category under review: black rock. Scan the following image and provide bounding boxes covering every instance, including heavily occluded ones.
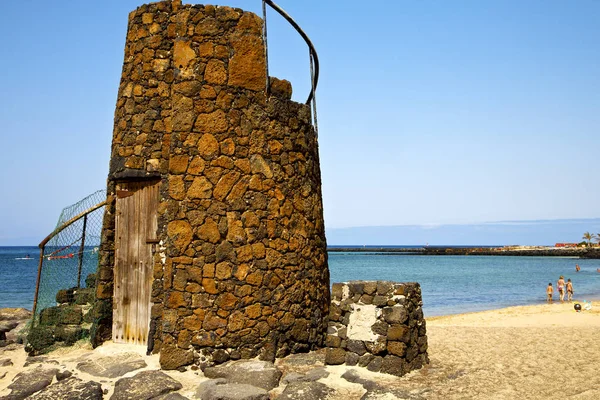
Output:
[56,370,73,381]
[110,370,183,400]
[76,352,147,378]
[203,359,282,391]
[4,368,59,400]
[276,381,334,400]
[28,377,102,400]
[196,379,268,400]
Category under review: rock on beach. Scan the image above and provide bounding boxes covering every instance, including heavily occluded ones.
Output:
[2,303,599,399]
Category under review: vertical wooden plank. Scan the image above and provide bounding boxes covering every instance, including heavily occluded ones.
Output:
[146,182,159,343]
[134,182,144,345]
[129,183,142,344]
[113,183,129,343]
[112,185,121,343]
[122,184,132,343]
[113,180,159,347]
[117,184,130,343]
[120,185,127,343]
[129,182,140,344]
[139,183,149,344]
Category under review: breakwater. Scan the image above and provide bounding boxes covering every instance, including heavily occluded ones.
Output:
[328,247,600,259]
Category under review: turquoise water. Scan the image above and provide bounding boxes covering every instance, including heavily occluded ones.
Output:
[329,252,600,316]
[2,247,599,317]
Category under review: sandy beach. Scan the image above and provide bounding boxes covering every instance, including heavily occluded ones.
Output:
[420,301,600,399]
[332,300,600,400]
[1,301,599,399]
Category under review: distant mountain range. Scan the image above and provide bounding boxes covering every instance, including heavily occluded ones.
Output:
[325,218,600,246]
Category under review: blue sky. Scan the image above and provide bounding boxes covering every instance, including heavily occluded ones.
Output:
[0,0,598,245]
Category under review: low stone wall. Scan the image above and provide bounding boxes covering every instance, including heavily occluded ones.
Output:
[26,274,96,355]
[325,281,428,376]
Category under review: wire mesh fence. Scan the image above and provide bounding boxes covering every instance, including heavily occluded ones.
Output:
[32,189,107,324]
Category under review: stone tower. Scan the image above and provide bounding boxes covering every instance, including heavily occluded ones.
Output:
[92,0,330,369]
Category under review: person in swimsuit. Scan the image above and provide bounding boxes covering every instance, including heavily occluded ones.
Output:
[566,279,574,302]
[557,276,566,303]
[575,264,580,272]
[546,283,553,303]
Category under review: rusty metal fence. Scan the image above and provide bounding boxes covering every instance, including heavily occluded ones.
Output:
[32,190,107,324]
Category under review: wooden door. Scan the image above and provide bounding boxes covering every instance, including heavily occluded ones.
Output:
[113,180,159,345]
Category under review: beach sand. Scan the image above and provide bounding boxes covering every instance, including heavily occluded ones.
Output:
[2,301,599,399]
[322,300,600,400]
[423,301,600,399]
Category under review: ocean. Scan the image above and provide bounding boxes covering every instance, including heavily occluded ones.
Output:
[2,246,599,316]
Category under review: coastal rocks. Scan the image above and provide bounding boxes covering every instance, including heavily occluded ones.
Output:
[196,379,269,400]
[0,322,18,342]
[0,358,13,367]
[110,370,183,400]
[341,369,421,400]
[0,308,31,347]
[276,351,329,384]
[0,340,435,400]
[28,377,103,400]
[197,357,336,399]
[23,356,59,367]
[0,308,31,321]
[3,367,59,399]
[203,359,282,391]
[152,394,190,400]
[276,381,334,400]
[76,352,147,378]
[281,367,329,383]
[326,281,429,377]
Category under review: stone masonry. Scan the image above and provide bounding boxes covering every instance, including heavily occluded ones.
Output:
[325,281,429,376]
[91,0,330,370]
[26,274,97,355]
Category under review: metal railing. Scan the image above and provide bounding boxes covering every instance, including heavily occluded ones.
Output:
[262,0,320,136]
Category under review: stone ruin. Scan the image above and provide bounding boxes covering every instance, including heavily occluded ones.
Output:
[24,0,429,377]
[325,281,428,376]
[25,274,97,354]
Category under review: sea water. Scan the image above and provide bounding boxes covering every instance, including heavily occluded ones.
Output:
[0,246,98,312]
[1,246,599,316]
[329,252,600,316]
[0,246,40,309]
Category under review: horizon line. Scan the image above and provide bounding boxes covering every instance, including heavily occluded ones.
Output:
[327,217,600,230]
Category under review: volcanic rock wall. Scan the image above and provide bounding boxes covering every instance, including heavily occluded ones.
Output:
[92,0,329,369]
[325,281,428,376]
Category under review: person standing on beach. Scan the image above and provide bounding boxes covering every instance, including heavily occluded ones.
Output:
[547,283,553,303]
[566,279,574,302]
[557,276,566,303]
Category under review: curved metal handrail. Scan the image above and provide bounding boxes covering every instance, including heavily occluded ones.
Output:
[262,0,319,105]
